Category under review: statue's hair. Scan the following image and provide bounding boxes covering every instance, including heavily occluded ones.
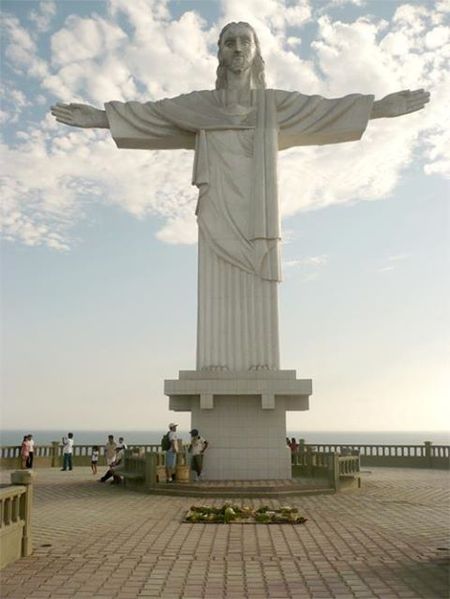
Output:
[215,22,266,90]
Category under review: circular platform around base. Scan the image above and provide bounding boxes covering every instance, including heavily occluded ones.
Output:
[142,478,334,498]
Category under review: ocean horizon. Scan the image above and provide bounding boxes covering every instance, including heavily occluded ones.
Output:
[1,429,448,447]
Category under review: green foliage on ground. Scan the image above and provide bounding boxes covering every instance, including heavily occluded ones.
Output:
[184,504,307,524]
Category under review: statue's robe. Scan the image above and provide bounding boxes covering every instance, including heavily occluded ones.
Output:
[105,90,374,371]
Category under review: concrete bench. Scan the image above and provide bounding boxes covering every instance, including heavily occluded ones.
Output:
[120,471,144,481]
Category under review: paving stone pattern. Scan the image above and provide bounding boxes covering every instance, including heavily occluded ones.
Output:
[1,467,449,598]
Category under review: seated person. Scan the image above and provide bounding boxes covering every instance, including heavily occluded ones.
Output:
[99,446,125,484]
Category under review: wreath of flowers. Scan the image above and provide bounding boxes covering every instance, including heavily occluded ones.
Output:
[184,504,307,524]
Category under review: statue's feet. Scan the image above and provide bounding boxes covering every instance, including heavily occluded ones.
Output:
[249,364,273,371]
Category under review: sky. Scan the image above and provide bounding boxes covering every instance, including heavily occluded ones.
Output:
[1,0,449,433]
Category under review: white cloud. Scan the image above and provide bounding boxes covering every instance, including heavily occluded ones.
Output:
[1,118,197,249]
[1,0,449,250]
[29,1,57,33]
[378,266,395,273]
[0,81,30,123]
[387,253,410,262]
[284,255,328,268]
[1,12,49,78]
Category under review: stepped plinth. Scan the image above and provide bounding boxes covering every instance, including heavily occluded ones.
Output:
[164,370,312,480]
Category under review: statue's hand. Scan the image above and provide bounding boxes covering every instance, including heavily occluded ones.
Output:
[371,89,430,119]
[50,103,109,128]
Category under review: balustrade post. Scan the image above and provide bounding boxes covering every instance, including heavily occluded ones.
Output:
[295,438,304,467]
[305,447,313,477]
[328,453,340,491]
[144,453,157,489]
[424,441,432,467]
[51,441,60,468]
[10,470,33,557]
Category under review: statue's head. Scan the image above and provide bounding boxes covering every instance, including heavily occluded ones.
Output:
[216,22,266,90]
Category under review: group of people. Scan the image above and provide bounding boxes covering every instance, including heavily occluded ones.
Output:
[20,428,209,483]
[20,434,35,469]
[164,423,208,482]
[59,432,127,481]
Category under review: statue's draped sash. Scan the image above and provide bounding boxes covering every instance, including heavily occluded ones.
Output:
[105,90,374,370]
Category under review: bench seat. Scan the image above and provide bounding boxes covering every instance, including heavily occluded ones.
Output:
[121,471,144,481]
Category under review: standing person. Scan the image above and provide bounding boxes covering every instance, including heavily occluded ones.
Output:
[91,445,99,475]
[20,435,30,469]
[104,435,117,467]
[61,433,74,471]
[289,437,299,464]
[117,437,127,450]
[289,437,299,454]
[189,429,208,481]
[165,423,178,483]
[26,434,35,469]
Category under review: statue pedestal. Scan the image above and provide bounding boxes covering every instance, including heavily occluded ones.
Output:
[164,370,312,480]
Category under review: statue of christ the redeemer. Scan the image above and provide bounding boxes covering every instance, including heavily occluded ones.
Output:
[51,22,429,373]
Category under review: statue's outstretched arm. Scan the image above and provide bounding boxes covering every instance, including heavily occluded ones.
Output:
[370,89,430,119]
[50,103,109,129]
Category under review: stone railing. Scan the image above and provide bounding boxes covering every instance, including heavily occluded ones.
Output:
[119,446,191,490]
[2,441,448,472]
[0,470,33,569]
[291,449,361,491]
[298,441,450,469]
[0,443,162,470]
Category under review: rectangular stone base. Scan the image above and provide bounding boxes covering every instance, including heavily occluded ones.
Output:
[164,371,312,480]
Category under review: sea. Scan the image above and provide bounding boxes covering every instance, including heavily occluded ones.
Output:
[1,430,449,447]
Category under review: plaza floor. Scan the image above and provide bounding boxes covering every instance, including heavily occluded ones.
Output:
[1,467,449,598]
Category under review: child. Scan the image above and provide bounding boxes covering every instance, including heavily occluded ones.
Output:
[91,445,99,475]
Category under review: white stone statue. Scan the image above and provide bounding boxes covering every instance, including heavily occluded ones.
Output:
[51,22,429,373]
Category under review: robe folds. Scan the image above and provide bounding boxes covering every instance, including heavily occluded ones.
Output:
[105,89,374,371]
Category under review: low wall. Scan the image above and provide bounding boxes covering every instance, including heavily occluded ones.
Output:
[299,442,450,470]
[2,441,449,471]
[0,471,33,569]
[0,443,161,471]
[292,451,361,491]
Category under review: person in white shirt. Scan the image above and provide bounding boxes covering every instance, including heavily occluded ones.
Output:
[104,435,117,466]
[117,437,127,450]
[61,433,74,471]
[91,446,99,475]
[165,423,178,483]
[99,445,124,484]
[189,429,208,481]
[26,434,35,469]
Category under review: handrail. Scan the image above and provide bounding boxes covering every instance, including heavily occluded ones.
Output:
[1,441,449,470]
[0,470,33,568]
[295,442,449,457]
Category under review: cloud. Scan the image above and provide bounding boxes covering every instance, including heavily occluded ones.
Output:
[1,12,49,77]
[1,116,197,249]
[29,1,57,33]
[0,81,29,124]
[1,0,449,250]
[387,253,410,262]
[284,255,328,268]
[376,253,411,273]
[378,266,396,273]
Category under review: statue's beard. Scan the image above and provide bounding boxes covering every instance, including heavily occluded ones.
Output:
[222,52,253,72]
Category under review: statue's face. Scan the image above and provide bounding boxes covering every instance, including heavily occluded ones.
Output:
[220,23,256,74]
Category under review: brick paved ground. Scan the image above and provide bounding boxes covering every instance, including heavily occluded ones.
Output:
[1,467,449,598]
